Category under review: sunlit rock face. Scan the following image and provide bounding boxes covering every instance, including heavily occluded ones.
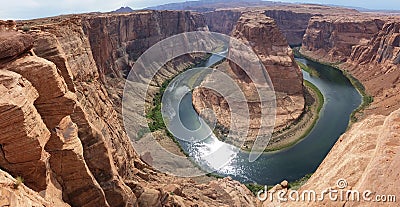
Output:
[193,11,305,145]
[301,14,400,116]
[0,10,261,206]
[301,15,385,63]
[277,108,400,207]
[344,21,400,116]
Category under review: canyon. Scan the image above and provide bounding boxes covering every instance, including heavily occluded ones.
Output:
[0,12,258,206]
[0,2,399,207]
[192,11,305,147]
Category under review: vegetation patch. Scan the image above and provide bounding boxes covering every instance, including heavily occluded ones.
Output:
[21,25,31,32]
[288,173,313,190]
[296,60,320,77]
[146,79,171,132]
[245,183,268,196]
[13,176,24,189]
[342,70,374,123]
[206,172,225,179]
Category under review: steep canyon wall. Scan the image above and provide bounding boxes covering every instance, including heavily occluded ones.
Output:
[0,10,260,206]
[193,11,305,146]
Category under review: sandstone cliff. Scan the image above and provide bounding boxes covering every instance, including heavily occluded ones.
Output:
[301,15,386,63]
[193,11,305,146]
[0,11,259,206]
[264,10,314,46]
[203,10,242,35]
[279,11,400,207]
[300,14,400,116]
[265,107,400,207]
[1,5,399,207]
[344,21,400,116]
[82,10,208,79]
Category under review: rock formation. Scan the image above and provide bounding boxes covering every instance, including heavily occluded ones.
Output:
[264,10,314,46]
[0,68,49,192]
[193,11,305,146]
[0,169,52,207]
[82,10,208,79]
[301,15,386,63]
[203,10,242,35]
[0,4,399,207]
[266,107,400,207]
[280,11,400,207]
[300,13,400,115]
[0,10,260,206]
[344,21,400,115]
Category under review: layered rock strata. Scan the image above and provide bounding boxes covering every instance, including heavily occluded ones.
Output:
[82,10,209,79]
[344,21,400,115]
[264,10,314,46]
[301,15,386,63]
[300,14,400,116]
[282,13,400,207]
[2,5,398,207]
[267,108,400,207]
[0,10,260,206]
[193,12,305,146]
[203,10,242,35]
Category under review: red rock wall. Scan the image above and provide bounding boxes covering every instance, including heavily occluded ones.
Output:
[300,14,400,116]
[0,11,260,207]
[203,10,242,35]
[344,21,400,115]
[193,12,305,142]
[82,10,208,79]
[301,15,385,63]
[264,10,314,46]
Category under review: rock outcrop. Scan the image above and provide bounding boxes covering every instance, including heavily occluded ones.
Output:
[26,19,139,206]
[344,21,400,116]
[264,10,314,46]
[300,14,400,116]
[82,10,208,79]
[301,15,386,63]
[0,69,49,192]
[0,10,261,206]
[0,169,52,207]
[0,20,16,32]
[203,10,242,35]
[193,11,305,146]
[270,108,400,207]
[267,11,400,207]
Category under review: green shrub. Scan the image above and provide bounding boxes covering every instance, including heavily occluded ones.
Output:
[245,183,267,196]
[289,173,312,190]
[21,25,30,32]
[14,176,24,189]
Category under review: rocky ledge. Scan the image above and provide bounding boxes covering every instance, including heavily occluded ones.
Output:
[0,11,260,206]
[193,11,305,147]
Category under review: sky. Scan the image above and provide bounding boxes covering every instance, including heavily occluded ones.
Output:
[0,0,399,20]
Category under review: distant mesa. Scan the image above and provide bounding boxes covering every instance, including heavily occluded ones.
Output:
[113,6,134,13]
[146,0,284,11]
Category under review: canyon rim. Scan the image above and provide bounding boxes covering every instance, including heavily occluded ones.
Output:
[0,0,399,206]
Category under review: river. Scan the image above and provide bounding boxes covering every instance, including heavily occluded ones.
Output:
[162,54,361,185]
